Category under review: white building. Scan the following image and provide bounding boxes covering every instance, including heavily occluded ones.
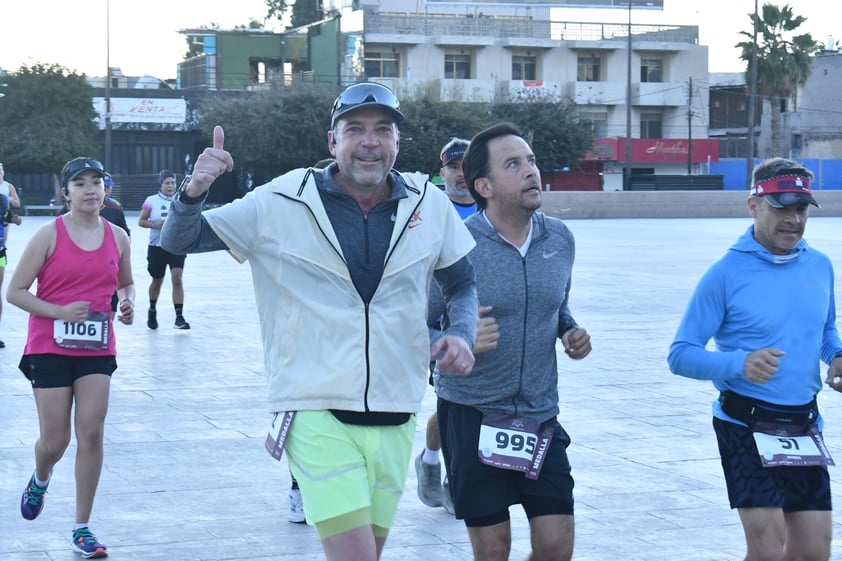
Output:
[331,0,713,189]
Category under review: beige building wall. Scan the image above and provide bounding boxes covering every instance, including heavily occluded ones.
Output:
[358,0,708,140]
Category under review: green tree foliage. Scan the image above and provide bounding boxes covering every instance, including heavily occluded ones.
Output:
[290,0,323,29]
[264,0,323,30]
[396,99,489,175]
[237,20,266,30]
[197,87,593,182]
[0,63,99,173]
[737,3,821,156]
[396,97,592,176]
[490,100,593,171]
[198,87,336,178]
[264,0,292,24]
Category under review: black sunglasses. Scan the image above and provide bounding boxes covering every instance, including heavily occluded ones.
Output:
[331,83,404,127]
[67,159,105,174]
[61,158,106,186]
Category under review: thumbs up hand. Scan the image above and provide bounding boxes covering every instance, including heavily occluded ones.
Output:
[184,125,235,198]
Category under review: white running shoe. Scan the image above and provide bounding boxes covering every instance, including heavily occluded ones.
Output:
[288,488,306,524]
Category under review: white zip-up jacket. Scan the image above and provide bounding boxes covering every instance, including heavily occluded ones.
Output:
[185,168,475,413]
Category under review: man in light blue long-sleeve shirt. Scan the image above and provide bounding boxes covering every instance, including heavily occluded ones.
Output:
[669,157,842,561]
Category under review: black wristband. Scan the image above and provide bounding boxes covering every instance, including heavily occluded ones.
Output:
[176,174,204,204]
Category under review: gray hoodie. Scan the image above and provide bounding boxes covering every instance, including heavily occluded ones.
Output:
[432,211,579,423]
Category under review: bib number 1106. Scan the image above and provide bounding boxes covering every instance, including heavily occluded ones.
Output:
[53,311,109,350]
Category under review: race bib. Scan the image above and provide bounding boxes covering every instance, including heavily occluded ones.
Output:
[477,413,554,480]
[752,422,835,468]
[265,411,296,461]
[53,311,109,350]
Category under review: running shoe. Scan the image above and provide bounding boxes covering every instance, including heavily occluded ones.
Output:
[288,488,306,524]
[20,472,48,520]
[147,310,158,330]
[174,315,190,330]
[72,527,108,558]
[414,452,443,507]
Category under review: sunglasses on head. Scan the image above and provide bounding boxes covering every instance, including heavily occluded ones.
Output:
[66,159,105,175]
[331,83,404,127]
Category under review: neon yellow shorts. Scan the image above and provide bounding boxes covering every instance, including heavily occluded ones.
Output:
[285,410,415,539]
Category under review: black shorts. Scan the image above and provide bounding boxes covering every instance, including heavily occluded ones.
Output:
[19,354,117,389]
[438,398,575,526]
[147,245,186,279]
[713,417,832,511]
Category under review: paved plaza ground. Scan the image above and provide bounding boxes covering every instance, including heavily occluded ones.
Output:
[3,211,842,560]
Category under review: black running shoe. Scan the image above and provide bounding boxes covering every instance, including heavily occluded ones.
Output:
[147,310,158,330]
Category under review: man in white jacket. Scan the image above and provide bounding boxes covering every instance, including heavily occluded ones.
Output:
[161,82,478,561]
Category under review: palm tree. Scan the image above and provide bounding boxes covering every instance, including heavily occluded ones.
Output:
[736,3,821,157]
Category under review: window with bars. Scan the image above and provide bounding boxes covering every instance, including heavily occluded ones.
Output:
[445,53,472,79]
[364,51,400,78]
[577,55,601,82]
[512,54,537,81]
[640,58,664,83]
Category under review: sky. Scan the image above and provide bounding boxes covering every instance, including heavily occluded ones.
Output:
[0,1,834,80]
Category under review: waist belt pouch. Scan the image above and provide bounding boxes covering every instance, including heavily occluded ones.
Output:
[719,390,817,427]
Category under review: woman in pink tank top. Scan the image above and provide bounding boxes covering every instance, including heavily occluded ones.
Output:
[7,157,135,558]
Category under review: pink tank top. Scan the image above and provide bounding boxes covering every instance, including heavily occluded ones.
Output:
[24,215,121,356]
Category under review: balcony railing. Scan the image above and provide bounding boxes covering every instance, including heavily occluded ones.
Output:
[365,12,698,44]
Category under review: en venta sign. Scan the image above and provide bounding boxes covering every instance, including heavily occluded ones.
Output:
[93,97,187,126]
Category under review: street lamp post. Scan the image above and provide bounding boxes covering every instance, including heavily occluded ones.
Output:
[104,0,112,171]
[745,0,758,188]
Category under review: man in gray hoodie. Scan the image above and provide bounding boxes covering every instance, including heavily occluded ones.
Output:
[432,122,591,561]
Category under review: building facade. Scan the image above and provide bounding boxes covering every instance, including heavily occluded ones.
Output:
[35,0,718,205]
[780,50,842,161]
[348,0,714,190]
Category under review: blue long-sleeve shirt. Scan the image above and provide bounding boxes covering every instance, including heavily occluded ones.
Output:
[668,225,842,422]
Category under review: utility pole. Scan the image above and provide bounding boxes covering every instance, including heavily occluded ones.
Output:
[745,0,759,188]
[624,1,633,190]
[104,0,112,171]
[687,76,692,174]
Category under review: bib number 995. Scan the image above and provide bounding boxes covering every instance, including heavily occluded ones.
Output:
[494,431,536,456]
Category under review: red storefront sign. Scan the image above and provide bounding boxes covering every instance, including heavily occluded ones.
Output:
[584,138,719,164]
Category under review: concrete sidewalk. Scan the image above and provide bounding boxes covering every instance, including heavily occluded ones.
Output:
[2,212,842,561]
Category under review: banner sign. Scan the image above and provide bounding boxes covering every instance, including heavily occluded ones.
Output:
[93,97,187,125]
[512,80,554,101]
[585,138,719,163]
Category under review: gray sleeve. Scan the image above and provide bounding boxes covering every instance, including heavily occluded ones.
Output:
[427,280,447,346]
[432,255,478,350]
[160,192,228,254]
[557,274,579,338]
[557,229,579,337]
